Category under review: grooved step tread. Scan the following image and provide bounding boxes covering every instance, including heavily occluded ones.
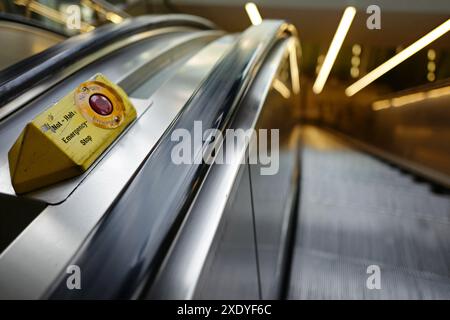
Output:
[288,126,450,300]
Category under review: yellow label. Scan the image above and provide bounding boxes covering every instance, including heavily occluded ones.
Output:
[9,73,137,194]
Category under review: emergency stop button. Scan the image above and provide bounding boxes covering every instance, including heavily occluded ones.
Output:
[8,73,137,194]
[89,94,113,115]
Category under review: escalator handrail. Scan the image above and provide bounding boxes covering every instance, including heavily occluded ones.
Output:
[147,37,300,300]
[0,14,216,111]
[46,20,296,299]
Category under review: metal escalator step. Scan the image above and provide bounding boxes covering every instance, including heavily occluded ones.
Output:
[288,249,450,299]
[297,199,450,276]
[288,126,450,299]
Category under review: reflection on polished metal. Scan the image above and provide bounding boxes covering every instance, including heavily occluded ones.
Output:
[0,34,232,299]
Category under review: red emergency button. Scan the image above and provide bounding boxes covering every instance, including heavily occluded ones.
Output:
[89,94,113,116]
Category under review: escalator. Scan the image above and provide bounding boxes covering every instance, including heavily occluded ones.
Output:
[0,11,449,301]
[288,126,450,299]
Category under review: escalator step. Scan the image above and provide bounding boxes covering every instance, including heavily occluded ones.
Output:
[288,126,450,299]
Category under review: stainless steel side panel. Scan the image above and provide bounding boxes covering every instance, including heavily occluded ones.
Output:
[0,35,235,299]
[194,163,260,299]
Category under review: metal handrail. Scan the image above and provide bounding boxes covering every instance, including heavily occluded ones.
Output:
[0,14,216,120]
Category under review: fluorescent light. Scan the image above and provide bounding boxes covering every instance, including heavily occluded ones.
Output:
[312,6,356,94]
[371,86,450,111]
[351,56,360,66]
[352,44,361,56]
[245,2,262,26]
[106,12,124,24]
[427,86,450,98]
[289,41,300,94]
[350,67,359,78]
[346,19,450,96]
[372,99,390,111]
[273,79,291,99]
[391,92,426,107]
